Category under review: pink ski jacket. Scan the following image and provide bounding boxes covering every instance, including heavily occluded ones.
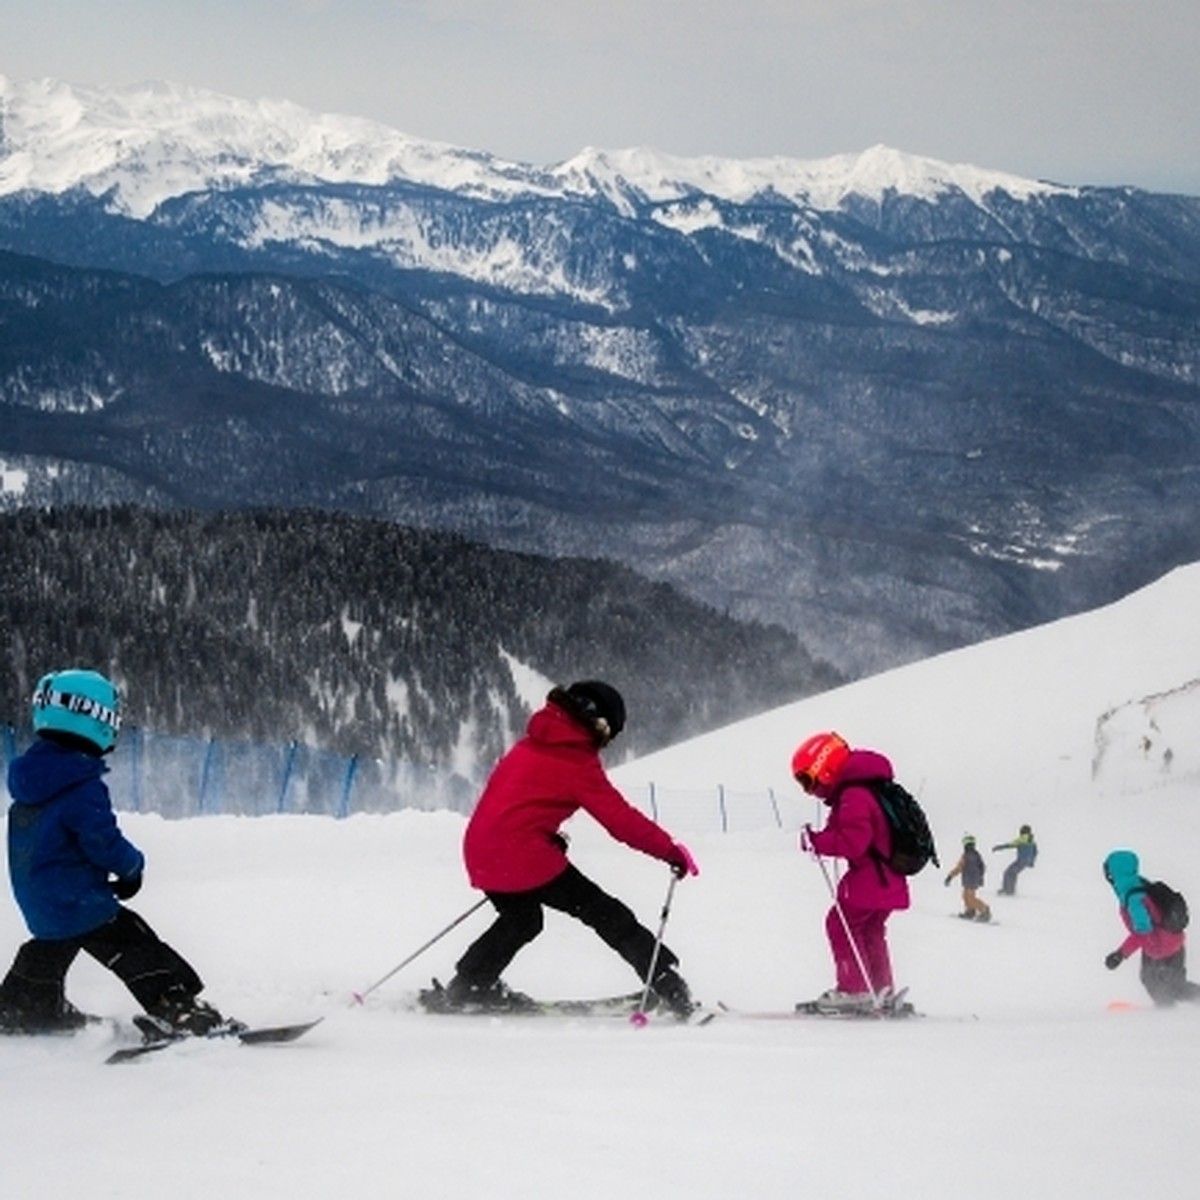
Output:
[463,701,678,893]
[807,749,910,913]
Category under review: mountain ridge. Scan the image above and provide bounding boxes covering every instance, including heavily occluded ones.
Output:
[2,76,1199,678]
[0,74,1080,218]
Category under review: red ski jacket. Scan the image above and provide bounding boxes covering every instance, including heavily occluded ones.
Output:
[463,701,678,893]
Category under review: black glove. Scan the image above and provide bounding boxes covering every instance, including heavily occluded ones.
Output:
[111,872,143,900]
[1104,950,1124,970]
[944,876,952,887]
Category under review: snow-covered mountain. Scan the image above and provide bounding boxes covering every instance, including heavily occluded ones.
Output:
[2,75,1199,678]
[0,75,1070,218]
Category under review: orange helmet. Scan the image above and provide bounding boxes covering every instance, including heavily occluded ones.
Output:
[791,731,850,791]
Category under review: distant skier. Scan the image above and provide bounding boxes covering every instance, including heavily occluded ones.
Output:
[1102,849,1200,1007]
[0,669,241,1037]
[945,835,991,921]
[793,731,909,1013]
[419,681,699,1018]
[993,825,1037,895]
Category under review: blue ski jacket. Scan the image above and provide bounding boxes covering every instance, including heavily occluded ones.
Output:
[6,737,145,940]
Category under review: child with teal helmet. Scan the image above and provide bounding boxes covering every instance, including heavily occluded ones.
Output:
[1,668,241,1037]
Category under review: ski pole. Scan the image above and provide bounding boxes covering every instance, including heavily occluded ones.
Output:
[807,842,883,1010]
[631,872,678,1027]
[351,897,489,1004]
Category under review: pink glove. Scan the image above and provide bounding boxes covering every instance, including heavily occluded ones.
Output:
[668,842,699,879]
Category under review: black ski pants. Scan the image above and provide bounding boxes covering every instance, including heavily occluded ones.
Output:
[1141,948,1200,1007]
[455,864,676,988]
[0,907,203,1020]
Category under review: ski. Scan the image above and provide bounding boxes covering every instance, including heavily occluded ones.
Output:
[717,987,921,1021]
[105,1017,322,1064]
[716,1003,921,1021]
[414,986,646,1018]
[412,983,710,1023]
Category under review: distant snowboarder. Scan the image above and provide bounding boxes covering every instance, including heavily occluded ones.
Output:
[945,835,991,921]
[0,669,241,1038]
[1102,849,1200,1007]
[993,825,1037,895]
[419,681,699,1018]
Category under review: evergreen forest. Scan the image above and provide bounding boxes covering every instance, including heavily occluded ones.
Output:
[0,507,840,777]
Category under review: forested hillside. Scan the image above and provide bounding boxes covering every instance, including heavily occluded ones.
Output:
[0,507,838,774]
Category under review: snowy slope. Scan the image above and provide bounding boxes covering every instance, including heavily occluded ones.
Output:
[1,565,1199,1199]
[0,74,1070,218]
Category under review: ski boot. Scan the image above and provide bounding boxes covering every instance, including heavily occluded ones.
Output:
[650,967,695,1019]
[418,976,537,1014]
[808,989,876,1016]
[0,997,94,1035]
[140,990,246,1041]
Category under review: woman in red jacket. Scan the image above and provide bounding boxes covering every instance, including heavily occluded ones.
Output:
[421,681,698,1017]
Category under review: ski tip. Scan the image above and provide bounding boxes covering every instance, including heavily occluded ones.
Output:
[237,1017,324,1044]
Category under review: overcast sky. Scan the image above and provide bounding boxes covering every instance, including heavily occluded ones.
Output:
[5,0,1199,195]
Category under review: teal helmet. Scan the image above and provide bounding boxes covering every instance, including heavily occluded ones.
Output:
[31,669,122,754]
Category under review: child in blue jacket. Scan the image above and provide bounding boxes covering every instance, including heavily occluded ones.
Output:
[0,669,239,1036]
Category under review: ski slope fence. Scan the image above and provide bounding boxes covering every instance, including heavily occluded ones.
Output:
[0,726,800,833]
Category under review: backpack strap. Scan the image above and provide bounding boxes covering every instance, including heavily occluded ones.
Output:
[1125,879,1158,929]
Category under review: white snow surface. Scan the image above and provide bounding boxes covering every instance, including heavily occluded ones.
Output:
[3,564,1200,1198]
[0,74,1073,219]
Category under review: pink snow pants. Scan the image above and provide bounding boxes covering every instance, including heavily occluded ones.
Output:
[825,904,895,994]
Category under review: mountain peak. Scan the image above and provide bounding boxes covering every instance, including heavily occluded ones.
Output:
[549,141,1073,213]
[1,74,1074,219]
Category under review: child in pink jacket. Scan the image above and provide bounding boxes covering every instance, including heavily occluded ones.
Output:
[793,731,910,1012]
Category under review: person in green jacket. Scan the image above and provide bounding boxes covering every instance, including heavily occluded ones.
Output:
[993,825,1037,896]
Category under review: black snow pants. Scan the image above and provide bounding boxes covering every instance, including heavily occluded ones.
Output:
[0,907,204,1021]
[455,864,675,988]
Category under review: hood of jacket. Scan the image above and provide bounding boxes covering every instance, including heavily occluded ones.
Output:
[525,701,597,752]
[817,748,893,801]
[7,736,107,807]
[1103,849,1141,900]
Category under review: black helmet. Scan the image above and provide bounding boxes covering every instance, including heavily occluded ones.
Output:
[548,680,626,746]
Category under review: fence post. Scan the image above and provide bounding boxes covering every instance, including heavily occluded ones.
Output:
[648,781,658,821]
[718,784,728,833]
[768,786,781,829]
[2,723,15,774]
[199,738,218,815]
[130,727,142,813]
[277,740,298,814]
[338,754,359,819]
